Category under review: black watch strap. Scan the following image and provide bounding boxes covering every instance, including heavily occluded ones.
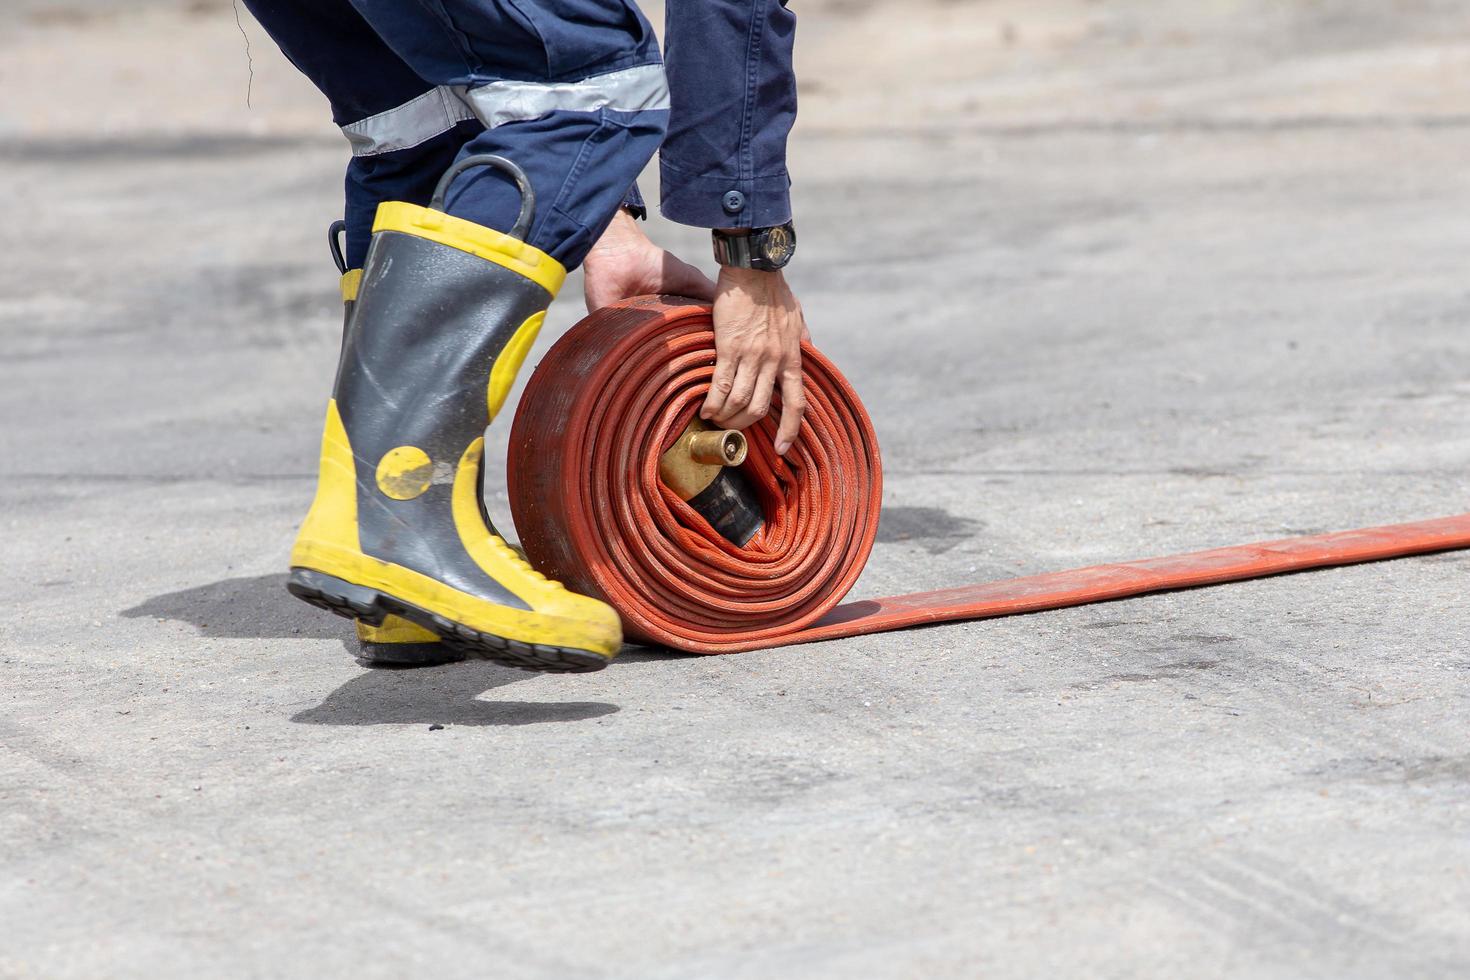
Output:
[712,222,796,271]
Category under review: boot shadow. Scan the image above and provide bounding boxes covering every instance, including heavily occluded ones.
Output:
[292,659,618,727]
[122,574,620,726]
[122,573,342,640]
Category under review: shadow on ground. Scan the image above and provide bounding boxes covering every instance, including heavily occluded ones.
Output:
[876,505,984,554]
[293,651,692,727]
[121,572,342,640]
[291,659,619,727]
[122,575,696,727]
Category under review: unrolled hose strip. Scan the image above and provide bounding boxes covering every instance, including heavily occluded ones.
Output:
[507,296,1470,655]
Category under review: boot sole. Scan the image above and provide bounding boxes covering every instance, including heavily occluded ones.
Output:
[287,569,612,674]
[356,641,466,668]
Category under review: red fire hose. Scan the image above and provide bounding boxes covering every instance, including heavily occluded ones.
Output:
[508,296,1470,654]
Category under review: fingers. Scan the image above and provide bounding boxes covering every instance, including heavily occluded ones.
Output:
[775,362,805,455]
[721,360,759,425]
[701,352,738,422]
[704,357,763,429]
[745,366,778,429]
[717,362,777,431]
[704,267,806,445]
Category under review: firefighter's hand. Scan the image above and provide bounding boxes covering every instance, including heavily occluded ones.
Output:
[701,266,808,456]
[583,210,716,312]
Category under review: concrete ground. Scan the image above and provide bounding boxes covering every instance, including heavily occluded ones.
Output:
[3,0,1469,975]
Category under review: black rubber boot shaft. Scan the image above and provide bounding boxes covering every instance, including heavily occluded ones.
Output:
[334,230,552,609]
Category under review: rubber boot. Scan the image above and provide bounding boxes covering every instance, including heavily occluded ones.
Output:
[329,221,463,667]
[289,157,622,673]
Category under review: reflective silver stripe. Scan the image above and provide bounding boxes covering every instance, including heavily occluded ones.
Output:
[340,86,475,157]
[453,63,669,130]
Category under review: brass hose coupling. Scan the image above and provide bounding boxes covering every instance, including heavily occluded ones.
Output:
[658,418,763,546]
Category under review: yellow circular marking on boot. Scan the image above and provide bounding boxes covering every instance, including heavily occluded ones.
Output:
[376,446,434,500]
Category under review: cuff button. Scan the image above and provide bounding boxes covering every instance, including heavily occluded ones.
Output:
[721,190,746,214]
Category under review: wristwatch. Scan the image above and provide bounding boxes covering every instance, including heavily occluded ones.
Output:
[712,221,797,271]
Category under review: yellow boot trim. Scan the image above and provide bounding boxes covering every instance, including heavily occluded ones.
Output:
[340,269,363,302]
[447,438,621,643]
[292,540,621,656]
[487,311,545,421]
[290,421,620,656]
[372,201,566,298]
[357,616,439,644]
[291,399,361,566]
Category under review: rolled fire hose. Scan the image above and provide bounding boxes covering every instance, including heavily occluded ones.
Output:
[508,296,1470,655]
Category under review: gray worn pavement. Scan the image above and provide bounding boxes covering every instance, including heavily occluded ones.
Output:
[3,1,1469,976]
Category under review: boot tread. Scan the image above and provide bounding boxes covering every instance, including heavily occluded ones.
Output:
[288,569,613,673]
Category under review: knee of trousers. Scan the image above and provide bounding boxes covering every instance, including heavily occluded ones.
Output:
[444,102,667,268]
[442,52,669,268]
[342,119,483,268]
[352,0,664,91]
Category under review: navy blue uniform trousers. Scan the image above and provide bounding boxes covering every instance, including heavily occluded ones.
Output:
[243,0,669,270]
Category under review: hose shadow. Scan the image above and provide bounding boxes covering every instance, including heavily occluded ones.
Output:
[876,505,983,555]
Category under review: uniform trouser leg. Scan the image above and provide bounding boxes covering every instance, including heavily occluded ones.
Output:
[243,0,664,269]
[242,0,481,269]
[344,0,668,270]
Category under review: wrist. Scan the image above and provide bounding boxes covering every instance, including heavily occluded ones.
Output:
[716,266,784,302]
[718,265,781,285]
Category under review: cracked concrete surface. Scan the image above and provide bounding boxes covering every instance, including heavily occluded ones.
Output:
[2,0,1468,976]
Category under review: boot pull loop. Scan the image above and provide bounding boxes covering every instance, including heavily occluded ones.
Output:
[327,220,348,275]
[430,154,536,242]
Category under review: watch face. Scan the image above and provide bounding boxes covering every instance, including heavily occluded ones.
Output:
[762,225,795,266]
